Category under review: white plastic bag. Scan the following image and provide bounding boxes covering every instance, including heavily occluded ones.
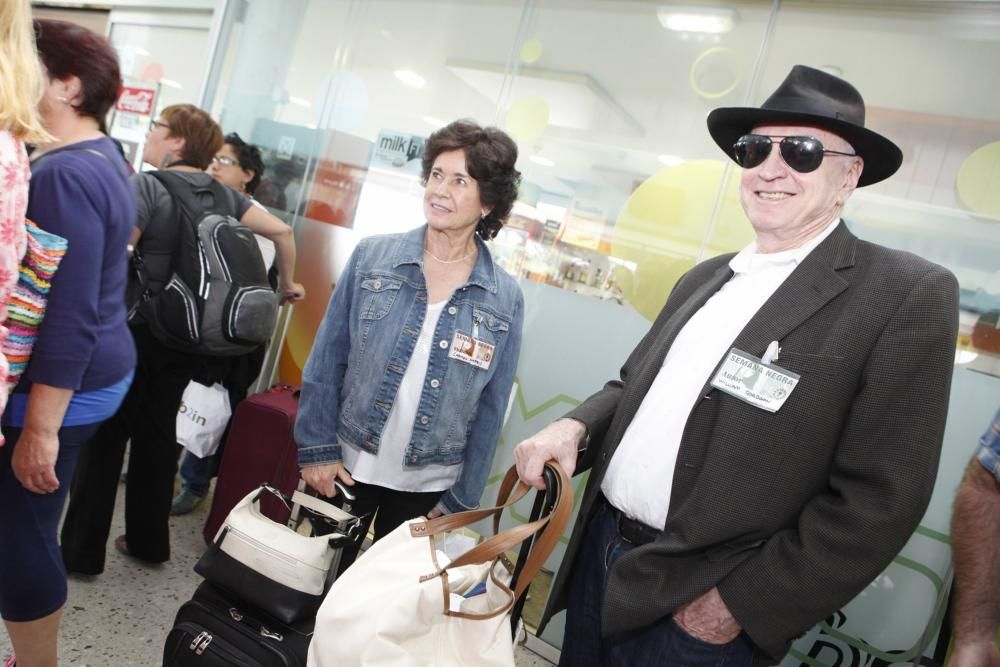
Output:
[176,381,231,458]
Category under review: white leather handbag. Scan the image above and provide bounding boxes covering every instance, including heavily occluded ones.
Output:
[307,462,571,667]
[195,483,361,624]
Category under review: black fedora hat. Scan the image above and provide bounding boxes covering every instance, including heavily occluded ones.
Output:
[707,65,902,187]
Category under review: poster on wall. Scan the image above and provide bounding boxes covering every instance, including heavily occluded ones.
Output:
[370,129,425,175]
[106,80,160,172]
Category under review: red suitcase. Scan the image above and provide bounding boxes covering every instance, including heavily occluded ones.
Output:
[203,383,302,543]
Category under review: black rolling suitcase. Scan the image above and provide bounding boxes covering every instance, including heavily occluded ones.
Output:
[163,581,312,666]
[166,484,362,666]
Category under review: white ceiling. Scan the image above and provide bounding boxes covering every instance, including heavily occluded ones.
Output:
[225,0,1000,208]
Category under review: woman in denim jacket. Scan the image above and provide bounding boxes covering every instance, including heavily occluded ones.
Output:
[296,119,523,570]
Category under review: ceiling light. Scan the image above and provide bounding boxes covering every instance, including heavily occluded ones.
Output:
[530,155,555,167]
[657,7,738,34]
[657,154,684,167]
[394,69,425,88]
[134,46,151,56]
[423,116,446,128]
[159,78,183,89]
[289,96,312,108]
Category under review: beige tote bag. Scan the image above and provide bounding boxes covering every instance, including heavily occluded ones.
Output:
[307,462,571,667]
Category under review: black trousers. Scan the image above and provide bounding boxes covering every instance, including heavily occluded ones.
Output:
[327,479,442,575]
[61,324,231,572]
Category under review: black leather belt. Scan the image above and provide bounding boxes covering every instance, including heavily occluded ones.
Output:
[605,498,662,546]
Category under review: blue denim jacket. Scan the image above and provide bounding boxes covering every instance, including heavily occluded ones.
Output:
[977,405,1000,483]
[295,225,524,513]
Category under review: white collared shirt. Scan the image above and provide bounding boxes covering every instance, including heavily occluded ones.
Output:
[600,219,841,529]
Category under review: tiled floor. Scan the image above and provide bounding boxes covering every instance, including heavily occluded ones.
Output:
[0,477,555,666]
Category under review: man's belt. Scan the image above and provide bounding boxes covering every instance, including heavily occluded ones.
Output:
[608,502,662,546]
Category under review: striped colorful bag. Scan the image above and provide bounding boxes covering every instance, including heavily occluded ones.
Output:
[3,219,68,394]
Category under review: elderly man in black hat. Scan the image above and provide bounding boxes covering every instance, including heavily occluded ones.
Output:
[514,65,958,665]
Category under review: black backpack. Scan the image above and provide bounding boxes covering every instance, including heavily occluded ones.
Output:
[132,171,278,356]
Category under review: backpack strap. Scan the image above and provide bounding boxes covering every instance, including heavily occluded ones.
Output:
[148,170,214,224]
[129,171,208,319]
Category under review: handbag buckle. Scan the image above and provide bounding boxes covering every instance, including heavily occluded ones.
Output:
[256,483,292,511]
[229,608,243,622]
[261,626,284,642]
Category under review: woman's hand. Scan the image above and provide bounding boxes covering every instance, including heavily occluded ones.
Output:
[301,462,354,497]
[280,280,305,304]
[12,428,61,494]
[13,383,73,494]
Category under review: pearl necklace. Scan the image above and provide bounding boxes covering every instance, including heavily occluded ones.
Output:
[424,246,475,264]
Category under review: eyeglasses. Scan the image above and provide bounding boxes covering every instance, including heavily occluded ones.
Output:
[733,134,857,174]
[148,119,170,133]
[212,155,238,167]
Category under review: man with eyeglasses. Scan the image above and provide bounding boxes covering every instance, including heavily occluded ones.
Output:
[514,65,958,666]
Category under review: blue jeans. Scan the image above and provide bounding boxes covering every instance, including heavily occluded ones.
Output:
[558,499,754,667]
[179,450,213,497]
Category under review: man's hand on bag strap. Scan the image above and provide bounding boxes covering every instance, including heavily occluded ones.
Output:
[418,462,574,602]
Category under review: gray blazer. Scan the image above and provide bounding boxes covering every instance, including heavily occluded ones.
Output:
[539,222,959,663]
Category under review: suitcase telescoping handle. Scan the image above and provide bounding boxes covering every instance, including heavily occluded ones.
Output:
[286,480,361,543]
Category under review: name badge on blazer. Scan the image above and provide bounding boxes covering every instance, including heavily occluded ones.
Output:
[710,348,799,413]
[448,331,495,370]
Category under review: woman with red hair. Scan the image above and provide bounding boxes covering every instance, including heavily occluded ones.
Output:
[0,17,136,667]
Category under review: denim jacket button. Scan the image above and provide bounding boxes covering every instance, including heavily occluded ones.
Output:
[420,415,429,425]
[439,339,448,349]
[430,378,440,388]
[373,279,382,289]
[448,306,457,315]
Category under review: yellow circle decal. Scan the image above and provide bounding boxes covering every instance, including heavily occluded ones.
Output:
[957,141,1000,218]
[612,160,752,321]
[505,96,550,144]
[689,48,743,100]
[520,39,543,64]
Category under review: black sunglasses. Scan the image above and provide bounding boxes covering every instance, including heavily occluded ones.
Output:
[733,134,857,173]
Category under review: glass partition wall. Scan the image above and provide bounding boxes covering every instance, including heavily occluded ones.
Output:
[207,1,1000,663]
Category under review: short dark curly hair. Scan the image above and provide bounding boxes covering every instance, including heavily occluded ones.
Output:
[421,119,521,240]
[224,132,265,195]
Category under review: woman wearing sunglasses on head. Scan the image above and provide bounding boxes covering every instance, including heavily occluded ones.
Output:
[171,132,276,516]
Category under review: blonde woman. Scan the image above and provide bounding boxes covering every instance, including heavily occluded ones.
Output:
[0,0,48,445]
[0,3,53,663]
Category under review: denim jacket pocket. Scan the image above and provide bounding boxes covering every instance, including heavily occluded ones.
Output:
[472,306,510,344]
[359,277,403,320]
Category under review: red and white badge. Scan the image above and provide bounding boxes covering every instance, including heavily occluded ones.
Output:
[448,331,495,370]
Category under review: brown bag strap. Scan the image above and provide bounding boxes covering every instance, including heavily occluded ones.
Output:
[412,462,573,603]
